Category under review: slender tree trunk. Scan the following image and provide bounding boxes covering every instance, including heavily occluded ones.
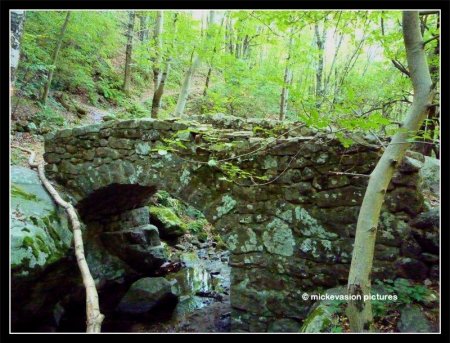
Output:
[323,33,343,98]
[279,69,293,121]
[226,13,234,55]
[203,67,212,97]
[10,10,25,89]
[151,61,171,118]
[314,22,325,109]
[41,11,71,105]
[242,34,250,59]
[174,53,201,116]
[139,14,149,42]
[346,11,434,332]
[123,11,136,93]
[279,35,294,121]
[150,14,178,118]
[152,11,164,91]
[203,11,223,99]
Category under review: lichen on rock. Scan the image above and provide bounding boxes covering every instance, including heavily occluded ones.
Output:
[216,195,237,218]
[262,218,295,256]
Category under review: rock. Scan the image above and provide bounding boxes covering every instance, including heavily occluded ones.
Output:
[102,114,116,122]
[411,208,439,230]
[429,265,439,279]
[116,277,178,315]
[400,238,422,259]
[175,244,187,251]
[149,206,187,238]
[395,257,428,280]
[27,122,38,132]
[376,211,410,247]
[11,166,72,277]
[101,224,167,273]
[314,186,364,207]
[399,156,424,173]
[419,252,439,264]
[411,209,439,254]
[268,318,301,332]
[385,187,424,216]
[419,156,440,195]
[397,304,432,332]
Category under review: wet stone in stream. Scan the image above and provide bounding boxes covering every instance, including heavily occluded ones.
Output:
[110,248,231,333]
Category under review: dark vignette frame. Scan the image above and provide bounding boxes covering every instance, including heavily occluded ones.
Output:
[0,0,448,341]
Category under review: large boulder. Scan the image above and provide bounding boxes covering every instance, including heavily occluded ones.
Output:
[397,304,432,332]
[11,166,75,331]
[116,277,178,316]
[11,166,73,278]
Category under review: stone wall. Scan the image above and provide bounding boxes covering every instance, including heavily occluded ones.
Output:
[43,115,438,332]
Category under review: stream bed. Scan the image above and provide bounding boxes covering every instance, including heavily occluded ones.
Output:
[102,243,231,333]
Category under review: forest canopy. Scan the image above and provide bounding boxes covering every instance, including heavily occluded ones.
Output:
[12,10,440,153]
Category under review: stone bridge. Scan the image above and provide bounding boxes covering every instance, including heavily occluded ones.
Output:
[43,115,432,332]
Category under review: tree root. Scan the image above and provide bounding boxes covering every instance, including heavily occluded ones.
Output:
[12,145,104,332]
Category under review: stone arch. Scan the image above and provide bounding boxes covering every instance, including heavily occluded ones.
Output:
[43,116,431,332]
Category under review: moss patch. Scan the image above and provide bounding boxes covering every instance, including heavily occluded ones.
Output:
[11,185,39,201]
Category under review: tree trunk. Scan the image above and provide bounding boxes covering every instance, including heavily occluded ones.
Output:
[150,14,178,118]
[41,11,71,105]
[279,35,294,121]
[314,22,325,109]
[174,53,201,116]
[323,33,343,98]
[139,14,149,42]
[226,13,234,55]
[346,11,434,332]
[203,11,223,98]
[152,11,164,91]
[10,10,25,89]
[122,11,136,93]
[151,59,171,118]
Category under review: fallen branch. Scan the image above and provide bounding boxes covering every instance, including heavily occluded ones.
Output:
[11,145,104,333]
[328,171,370,178]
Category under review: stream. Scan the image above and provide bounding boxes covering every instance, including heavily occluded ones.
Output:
[102,244,231,333]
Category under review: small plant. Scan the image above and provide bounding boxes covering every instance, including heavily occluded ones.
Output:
[371,278,432,319]
[33,102,67,130]
[187,219,208,234]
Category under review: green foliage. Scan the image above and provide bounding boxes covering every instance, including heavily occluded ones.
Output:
[32,101,67,130]
[216,161,270,183]
[16,9,439,147]
[372,279,431,318]
[187,219,208,234]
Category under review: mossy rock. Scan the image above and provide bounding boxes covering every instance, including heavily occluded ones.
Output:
[149,206,187,238]
[11,166,72,279]
[153,191,210,240]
